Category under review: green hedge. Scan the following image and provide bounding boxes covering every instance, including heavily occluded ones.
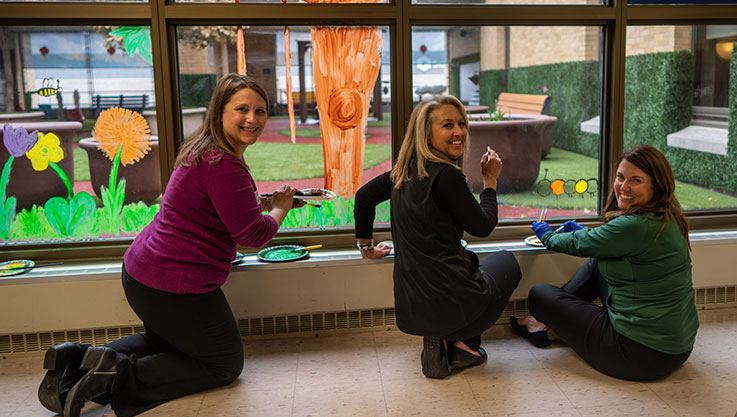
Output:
[178,74,217,108]
[625,49,737,194]
[478,69,506,110]
[479,60,600,157]
[623,51,693,152]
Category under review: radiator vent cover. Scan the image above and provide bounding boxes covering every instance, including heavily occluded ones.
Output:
[0,292,731,355]
[695,285,737,307]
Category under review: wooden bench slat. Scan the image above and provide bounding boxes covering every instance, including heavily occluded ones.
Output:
[496,92,551,115]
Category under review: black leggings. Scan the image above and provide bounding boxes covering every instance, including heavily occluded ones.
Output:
[104,265,244,417]
[441,250,522,351]
[528,258,691,381]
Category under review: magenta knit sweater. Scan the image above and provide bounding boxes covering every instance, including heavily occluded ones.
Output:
[124,153,278,294]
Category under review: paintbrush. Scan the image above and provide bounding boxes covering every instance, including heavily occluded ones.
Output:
[3,262,64,272]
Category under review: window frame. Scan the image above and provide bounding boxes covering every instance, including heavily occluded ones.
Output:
[1,0,735,262]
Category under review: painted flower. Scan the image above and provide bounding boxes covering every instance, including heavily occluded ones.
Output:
[26,132,64,171]
[93,107,151,166]
[3,123,39,157]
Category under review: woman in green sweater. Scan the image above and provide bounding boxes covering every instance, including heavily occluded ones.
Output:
[512,144,698,381]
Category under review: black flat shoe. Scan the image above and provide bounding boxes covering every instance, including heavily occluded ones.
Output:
[38,342,87,415]
[63,347,117,417]
[448,345,487,371]
[420,336,450,379]
[509,316,551,348]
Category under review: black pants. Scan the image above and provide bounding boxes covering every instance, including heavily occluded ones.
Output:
[104,265,244,417]
[528,258,691,381]
[441,250,522,351]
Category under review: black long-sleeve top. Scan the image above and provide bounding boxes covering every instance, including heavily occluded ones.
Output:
[354,168,498,239]
[353,163,499,336]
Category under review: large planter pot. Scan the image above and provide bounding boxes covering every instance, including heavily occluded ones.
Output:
[464,116,556,193]
[0,111,45,123]
[0,121,81,210]
[78,137,162,205]
[470,113,557,159]
[143,107,206,140]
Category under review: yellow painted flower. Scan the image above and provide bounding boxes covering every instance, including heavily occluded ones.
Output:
[26,132,64,171]
[93,107,151,166]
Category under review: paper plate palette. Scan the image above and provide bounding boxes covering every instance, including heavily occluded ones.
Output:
[524,235,544,247]
[0,259,35,277]
[295,188,336,201]
[257,245,309,263]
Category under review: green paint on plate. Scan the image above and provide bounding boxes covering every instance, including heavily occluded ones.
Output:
[262,248,302,260]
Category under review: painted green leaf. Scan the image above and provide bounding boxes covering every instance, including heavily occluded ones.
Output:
[110,26,153,64]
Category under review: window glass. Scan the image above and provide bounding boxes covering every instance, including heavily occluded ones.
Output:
[176,0,387,5]
[413,0,602,6]
[411,26,603,222]
[624,25,737,212]
[176,25,392,230]
[629,0,737,4]
[0,25,159,244]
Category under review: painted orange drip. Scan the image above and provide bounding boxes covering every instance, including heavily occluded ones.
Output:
[309,26,382,196]
[236,26,246,75]
[92,107,151,166]
[284,26,296,144]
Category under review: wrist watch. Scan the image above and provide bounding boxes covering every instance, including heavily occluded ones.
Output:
[357,240,374,251]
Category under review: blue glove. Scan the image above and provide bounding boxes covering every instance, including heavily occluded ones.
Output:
[556,220,583,233]
[531,221,552,240]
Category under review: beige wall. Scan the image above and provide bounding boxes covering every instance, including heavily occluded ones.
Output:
[626,26,692,56]
[2,240,736,335]
[177,44,212,74]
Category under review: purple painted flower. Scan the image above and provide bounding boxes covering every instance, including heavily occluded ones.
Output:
[3,123,39,157]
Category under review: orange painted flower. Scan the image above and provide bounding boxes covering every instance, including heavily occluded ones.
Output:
[93,107,151,166]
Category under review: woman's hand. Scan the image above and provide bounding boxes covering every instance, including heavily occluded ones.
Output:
[358,239,393,259]
[480,148,503,190]
[271,185,298,210]
[267,185,300,227]
[359,242,393,259]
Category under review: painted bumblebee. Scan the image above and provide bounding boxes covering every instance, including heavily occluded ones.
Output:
[31,78,63,97]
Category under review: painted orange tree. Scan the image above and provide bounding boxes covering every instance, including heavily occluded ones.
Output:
[309,25,382,196]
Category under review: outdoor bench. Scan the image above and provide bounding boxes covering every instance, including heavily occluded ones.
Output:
[93,94,149,117]
[496,92,551,115]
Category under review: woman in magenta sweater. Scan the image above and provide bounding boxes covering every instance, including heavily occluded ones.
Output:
[38,74,300,417]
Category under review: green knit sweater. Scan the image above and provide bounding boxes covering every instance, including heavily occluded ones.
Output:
[541,214,698,354]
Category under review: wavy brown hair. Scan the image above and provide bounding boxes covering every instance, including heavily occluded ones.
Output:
[174,73,269,168]
[390,95,469,189]
[603,144,690,248]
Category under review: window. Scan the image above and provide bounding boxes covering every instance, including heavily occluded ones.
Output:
[1,25,159,244]
[412,25,603,221]
[624,25,737,212]
[175,25,393,230]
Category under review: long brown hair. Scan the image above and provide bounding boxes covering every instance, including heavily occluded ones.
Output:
[603,144,690,248]
[390,95,469,189]
[174,73,269,168]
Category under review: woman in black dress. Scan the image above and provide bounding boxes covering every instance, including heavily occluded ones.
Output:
[354,95,522,378]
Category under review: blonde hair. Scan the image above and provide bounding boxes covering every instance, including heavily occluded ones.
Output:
[175,73,269,168]
[390,95,469,189]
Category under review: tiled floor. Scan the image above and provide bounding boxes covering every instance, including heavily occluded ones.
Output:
[2,308,736,417]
